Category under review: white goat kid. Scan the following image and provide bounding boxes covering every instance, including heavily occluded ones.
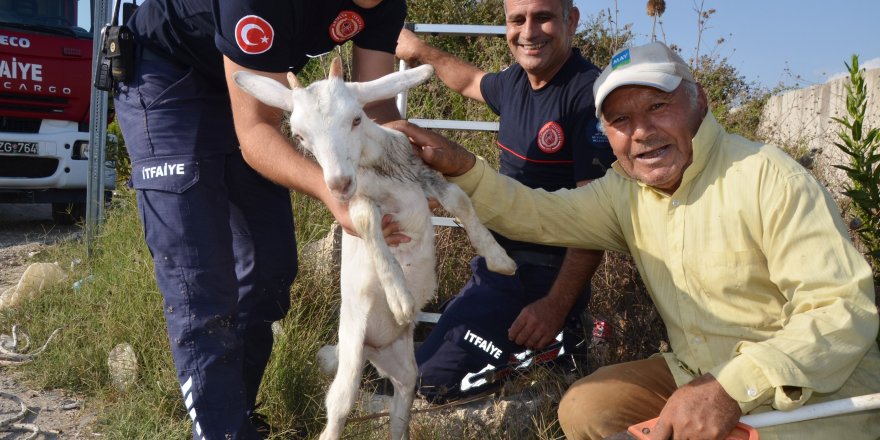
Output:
[233,58,516,440]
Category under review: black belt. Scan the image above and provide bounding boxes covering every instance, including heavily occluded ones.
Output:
[507,250,564,269]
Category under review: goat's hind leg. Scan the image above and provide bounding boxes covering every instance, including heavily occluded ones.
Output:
[367,326,417,440]
[429,182,517,275]
[348,197,415,325]
[319,313,367,440]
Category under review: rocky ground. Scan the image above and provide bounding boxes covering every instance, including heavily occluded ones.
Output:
[0,204,97,439]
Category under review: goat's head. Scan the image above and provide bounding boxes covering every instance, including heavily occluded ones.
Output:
[232,57,434,201]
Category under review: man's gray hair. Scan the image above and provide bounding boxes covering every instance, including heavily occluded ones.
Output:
[560,0,574,19]
[504,0,574,20]
[681,80,700,108]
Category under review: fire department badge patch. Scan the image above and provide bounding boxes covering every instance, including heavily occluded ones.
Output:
[537,121,564,154]
[235,15,274,55]
[329,11,364,43]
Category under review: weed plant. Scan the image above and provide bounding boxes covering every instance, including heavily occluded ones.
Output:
[832,55,880,279]
[830,55,880,344]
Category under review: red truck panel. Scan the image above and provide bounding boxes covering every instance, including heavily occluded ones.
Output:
[1,28,93,124]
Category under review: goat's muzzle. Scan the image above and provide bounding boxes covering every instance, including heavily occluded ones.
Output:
[327,176,356,201]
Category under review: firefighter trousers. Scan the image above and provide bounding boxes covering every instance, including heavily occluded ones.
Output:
[114,45,297,440]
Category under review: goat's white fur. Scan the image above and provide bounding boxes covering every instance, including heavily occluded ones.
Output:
[233,59,516,440]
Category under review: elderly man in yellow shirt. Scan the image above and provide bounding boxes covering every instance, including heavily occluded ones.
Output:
[388,41,880,440]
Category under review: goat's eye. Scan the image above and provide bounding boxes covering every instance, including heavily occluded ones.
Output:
[352,117,362,127]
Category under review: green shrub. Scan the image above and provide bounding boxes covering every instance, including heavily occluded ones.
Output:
[832,55,880,280]
[831,55,880,345]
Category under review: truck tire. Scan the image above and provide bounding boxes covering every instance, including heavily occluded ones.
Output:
[51,202,85,225]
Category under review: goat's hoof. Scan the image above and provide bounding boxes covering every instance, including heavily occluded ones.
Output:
[486,254,517,275]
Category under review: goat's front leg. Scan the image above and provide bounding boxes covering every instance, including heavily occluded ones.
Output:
[348,197,415,325]
[432,182,517,275]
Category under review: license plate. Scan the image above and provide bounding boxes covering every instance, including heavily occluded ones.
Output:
[0,140,39,155]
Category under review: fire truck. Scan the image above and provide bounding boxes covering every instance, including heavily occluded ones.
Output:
[0,0,115,224]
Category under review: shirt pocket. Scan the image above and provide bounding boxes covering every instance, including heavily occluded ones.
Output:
[695,249,781,330]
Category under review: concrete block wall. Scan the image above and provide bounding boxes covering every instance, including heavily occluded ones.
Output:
[758,68,880,198]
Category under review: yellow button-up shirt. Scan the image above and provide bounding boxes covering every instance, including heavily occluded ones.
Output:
[450,113,880,438]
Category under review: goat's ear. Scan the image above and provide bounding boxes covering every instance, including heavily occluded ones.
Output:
[350,64,434,105]
[232,71,294,112]
[330,57,344,79]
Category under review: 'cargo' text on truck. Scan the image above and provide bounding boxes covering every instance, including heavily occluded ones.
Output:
[1,0,116,224]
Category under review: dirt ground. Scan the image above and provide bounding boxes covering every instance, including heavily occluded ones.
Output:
[0,204,98,439]
[0,204,75,293]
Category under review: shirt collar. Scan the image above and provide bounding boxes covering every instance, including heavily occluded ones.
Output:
[678,111,722,190]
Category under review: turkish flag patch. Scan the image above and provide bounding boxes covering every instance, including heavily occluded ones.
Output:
[235,15,274,55]
[329,10,364,43]
[537,121,565,154]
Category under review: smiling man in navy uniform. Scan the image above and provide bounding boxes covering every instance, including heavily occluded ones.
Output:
[113,1,405,438]
[395,0,614,402]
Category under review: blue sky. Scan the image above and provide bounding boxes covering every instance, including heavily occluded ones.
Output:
[576,0,880,90]
[78,0,879,90]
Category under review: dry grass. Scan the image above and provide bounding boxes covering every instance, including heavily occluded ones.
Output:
[587,252,668,369]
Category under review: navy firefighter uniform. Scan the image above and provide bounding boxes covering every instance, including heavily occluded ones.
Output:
[113,0,405,438]
[416,48,615,402]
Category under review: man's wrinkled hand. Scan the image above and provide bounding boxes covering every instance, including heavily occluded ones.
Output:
[649,374,742,440]
[508,297,567,349]
[384,120,476,177]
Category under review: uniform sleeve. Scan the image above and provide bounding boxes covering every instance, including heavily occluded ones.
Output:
[213,0,296,72]
[352,0,406,53]
[710,168,878,413]
[449,158,628,252]
[479,71,505,116]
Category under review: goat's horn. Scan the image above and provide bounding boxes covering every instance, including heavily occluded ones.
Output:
[330,57,344,78]
[286,72,302,89]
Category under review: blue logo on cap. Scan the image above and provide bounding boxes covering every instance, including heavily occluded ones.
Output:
[611,49,631,70]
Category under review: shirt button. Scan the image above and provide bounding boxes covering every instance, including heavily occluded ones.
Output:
[671,200,681,207]
[691,336,702,344]
[747,387,758,397]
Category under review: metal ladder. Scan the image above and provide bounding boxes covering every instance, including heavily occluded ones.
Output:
[394,23,506,324]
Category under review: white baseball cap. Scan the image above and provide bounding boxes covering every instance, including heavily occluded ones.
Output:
[593,42,695,117]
